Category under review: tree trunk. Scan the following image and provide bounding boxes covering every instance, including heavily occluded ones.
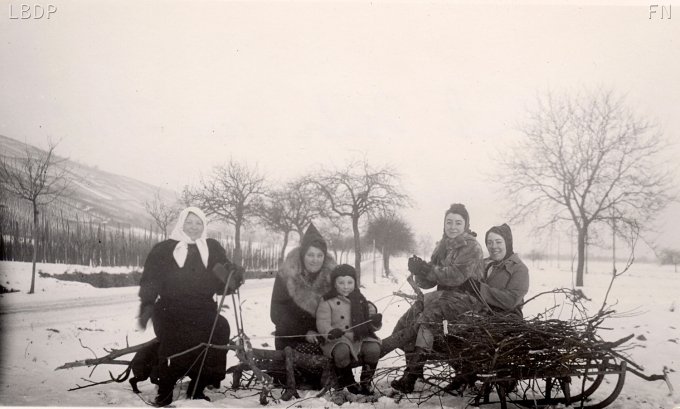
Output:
[234,219,243,265]
[352,215,361,287]
[29,201,38,294]
[279,231,289,263]
[383,252,390,277]
[576,225,587,287]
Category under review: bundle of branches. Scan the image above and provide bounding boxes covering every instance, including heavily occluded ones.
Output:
[426,307,631,381]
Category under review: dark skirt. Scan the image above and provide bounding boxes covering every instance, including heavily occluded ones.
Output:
[153,298,230,387]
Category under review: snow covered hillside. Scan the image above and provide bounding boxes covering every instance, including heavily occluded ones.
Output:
[0,259,678,408]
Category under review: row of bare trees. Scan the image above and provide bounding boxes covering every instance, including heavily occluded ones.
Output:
[3,88,675,292]
[175,159,413,287]
[141,89,679,287]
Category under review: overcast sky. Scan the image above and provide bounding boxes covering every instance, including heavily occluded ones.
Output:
[1,0,679,258]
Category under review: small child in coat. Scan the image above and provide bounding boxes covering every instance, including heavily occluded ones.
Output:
[316,264,382,395]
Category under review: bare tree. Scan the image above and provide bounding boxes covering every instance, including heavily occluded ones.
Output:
[308,159,410,286]
[498,89,675,286]
[659,248,680,273]
[323,218,354,265]
[0,140,70,293]
[365,214,415,277]
[189,159,266,265]
[255,189,295,263]
[525,249,544,267]
[416,233,434,259]
[257,178,328,262]
[287,178,329,239]
[144,190,180,240]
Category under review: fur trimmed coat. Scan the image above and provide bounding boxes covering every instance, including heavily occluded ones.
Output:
[270,247,336,350]
[420,232,485,290]
[480,253,530,317]
[418,232,485,327]
[317,296,381,360]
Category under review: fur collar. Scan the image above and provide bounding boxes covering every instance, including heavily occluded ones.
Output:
[279,247,336,316]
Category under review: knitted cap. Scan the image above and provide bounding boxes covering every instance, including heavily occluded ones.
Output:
[331,264,357,283]
[485,223,514,257]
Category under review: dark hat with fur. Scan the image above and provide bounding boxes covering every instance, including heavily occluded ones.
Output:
[331,264,356,284]
[485,223,514,257]
[299,223,327,265]
[445,203,470,231]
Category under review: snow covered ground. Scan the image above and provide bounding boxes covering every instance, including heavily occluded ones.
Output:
[0,258,678,409]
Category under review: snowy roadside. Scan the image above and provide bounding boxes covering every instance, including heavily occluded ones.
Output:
[1,258,679,408]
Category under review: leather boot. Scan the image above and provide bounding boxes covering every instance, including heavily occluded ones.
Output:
[336,367,356,390]
[355,363,377,395]
[390,347,425,393]
[154,382,174,407]
[186,377,210,401]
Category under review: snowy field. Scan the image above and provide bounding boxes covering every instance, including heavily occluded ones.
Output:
[0,258,678,409]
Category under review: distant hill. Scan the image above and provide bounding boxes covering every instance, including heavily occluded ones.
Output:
[0,134,177,229]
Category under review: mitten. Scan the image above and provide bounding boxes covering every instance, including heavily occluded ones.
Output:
[370,313,383,326]
[412,258,431,277]
[328,328,345,340]
[137,304,154,330]
[459,278,481,295]
[229,265,246,290]
[407,256,422,274]
[212,262,230,282]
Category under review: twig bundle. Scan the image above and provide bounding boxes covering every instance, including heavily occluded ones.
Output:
[429,308,631,380]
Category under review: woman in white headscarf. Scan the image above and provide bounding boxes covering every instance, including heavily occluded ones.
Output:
[137,207,244,406]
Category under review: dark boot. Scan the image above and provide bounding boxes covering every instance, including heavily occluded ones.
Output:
[336,367,356,391]
[354,363,377,395]
[154,382,174,407]
[390,348,425,393]
[186,377,210,401]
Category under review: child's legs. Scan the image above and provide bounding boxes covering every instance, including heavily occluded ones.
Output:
[331,343,352,369]
[359,342,380,365]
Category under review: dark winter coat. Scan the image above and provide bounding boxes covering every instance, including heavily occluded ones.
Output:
[139,238,233,385]
[270,247,336,350]
[480,253,530,317]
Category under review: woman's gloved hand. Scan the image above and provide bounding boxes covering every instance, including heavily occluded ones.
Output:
[137,304,154,330]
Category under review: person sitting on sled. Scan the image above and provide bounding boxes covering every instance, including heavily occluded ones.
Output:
[391,203,485,393]
[270,223,336,388]
[316,264,383,395]
[481,223,530,318]
[391,218,530,394]
[137,206,244,406]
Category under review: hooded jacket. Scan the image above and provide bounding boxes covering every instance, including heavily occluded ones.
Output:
[480,253,530,317]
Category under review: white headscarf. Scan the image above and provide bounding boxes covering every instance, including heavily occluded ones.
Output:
[169,206,210,268]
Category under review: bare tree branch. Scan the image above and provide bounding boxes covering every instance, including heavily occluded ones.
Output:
[188,159,266,264]
[305,159,411,286]
[144,189,180,240]
[496,89,676,286]
[0,139,71,293]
